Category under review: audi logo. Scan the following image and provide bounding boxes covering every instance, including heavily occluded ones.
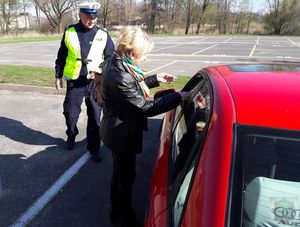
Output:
[274,207,296,218]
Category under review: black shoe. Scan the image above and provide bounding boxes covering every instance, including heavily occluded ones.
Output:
[67,136,75,150]
[91,152,102,162]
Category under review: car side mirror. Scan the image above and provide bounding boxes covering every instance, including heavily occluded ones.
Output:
[154,88,175,99]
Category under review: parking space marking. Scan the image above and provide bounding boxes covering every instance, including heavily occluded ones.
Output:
[191,44,218,55]
[11,152,91,227]
[222,37,235,42]
[151,43,185,52]
[152,37,209,53]
[285,37,300,48]
[147,60,178,74]
[147,59,254,64]
[249,36,260,57]
[148,53,300,60]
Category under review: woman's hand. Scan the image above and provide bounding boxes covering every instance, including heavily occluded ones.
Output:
[157,73,177,84]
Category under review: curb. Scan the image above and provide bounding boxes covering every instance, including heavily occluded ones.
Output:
[0,83,66,95]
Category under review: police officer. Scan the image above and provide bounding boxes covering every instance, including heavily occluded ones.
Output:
[55,1,115,162]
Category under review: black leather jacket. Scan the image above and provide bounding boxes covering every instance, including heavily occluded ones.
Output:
[100,55,182,153]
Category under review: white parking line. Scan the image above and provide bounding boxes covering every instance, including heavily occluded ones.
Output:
[11,152,91,227]
[285,37,300,48]
[147,60,178,74]
[152,37,209,52]
[222,37,235,42]
[191,44,218,55]
[249,36,260,57]
[147,53,300,60]
[256,36,260,45]
[151,43,184,52]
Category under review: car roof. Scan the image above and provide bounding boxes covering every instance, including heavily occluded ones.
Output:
[209,63,300,131]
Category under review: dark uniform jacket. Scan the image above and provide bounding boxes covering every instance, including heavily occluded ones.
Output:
[100,55,182,154]
[55,20,115,78]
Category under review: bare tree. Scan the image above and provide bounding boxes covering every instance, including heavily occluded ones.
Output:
[216,0,232,34]
[181,0,196,34]
[117,0,137,25]
[32,0,77,33]
[32,0,41,32]
[99,0,114,27]
[0,0,17,34]
[149,0,157,33]
[142,0,161,33]
[161,0,181,33]
[232,0,246,33]
[266,0,297,34]
[159,0,181,33]
[195,0,210,34]
[245,0,254,34]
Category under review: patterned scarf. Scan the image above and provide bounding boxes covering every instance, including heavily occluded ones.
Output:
[115,53,150,98]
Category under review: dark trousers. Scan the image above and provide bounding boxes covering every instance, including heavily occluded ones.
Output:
[111,149,136,224]
[63,77,101,154]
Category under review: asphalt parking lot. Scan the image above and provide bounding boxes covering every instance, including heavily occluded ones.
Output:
[0,89,161,227]
[1,35,300,227]
[1,35,300,76]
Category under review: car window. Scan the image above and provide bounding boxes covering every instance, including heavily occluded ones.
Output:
[173,160,196,227]
[229,125,300,227]
[171,75,211,179]
[168,72,212,226]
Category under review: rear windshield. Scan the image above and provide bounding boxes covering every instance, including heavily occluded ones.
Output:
[230,125,300,227]
[229,64,300,72]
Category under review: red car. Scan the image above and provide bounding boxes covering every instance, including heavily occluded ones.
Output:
[144,63,300,227]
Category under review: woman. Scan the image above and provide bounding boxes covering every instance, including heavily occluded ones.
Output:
[100,27,191,227]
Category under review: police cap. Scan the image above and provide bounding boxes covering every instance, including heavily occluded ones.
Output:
[78,1,100,19]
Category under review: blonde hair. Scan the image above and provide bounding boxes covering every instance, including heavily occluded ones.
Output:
[116,27,154,57]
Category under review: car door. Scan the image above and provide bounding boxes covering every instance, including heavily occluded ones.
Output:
[150,72,213,227]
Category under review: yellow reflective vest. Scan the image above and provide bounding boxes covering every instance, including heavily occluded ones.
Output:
[63,26,107,80]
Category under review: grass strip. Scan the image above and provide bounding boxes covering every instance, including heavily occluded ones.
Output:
[0,64,190,92]
[0,65,55,87]
[0,35,62,44]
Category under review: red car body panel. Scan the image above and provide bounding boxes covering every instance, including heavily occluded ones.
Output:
[145,111,175,227]
[215,65,300,130]
[145,63,300,227]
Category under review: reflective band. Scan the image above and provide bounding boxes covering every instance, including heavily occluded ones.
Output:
[63,26,107,80]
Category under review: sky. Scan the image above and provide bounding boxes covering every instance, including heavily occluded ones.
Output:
[252,1,268,13]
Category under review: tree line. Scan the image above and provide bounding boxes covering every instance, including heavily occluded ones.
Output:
[0,0,299,35]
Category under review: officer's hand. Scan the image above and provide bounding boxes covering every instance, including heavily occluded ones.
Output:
[55,78,63,91]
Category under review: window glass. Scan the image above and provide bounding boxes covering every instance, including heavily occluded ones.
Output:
[232,126,300,227]
[173,163,195,227]
[229,64,300,72]
[169,73,212,226]
[171,77,211,179]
